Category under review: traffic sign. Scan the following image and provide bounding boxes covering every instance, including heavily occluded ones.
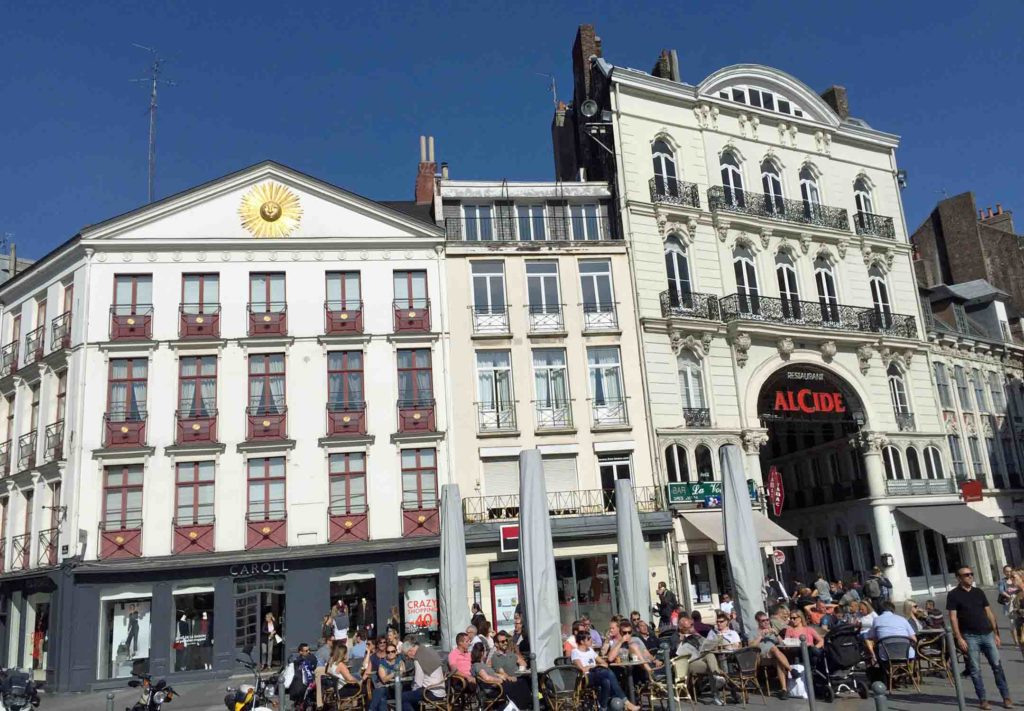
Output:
[772,549,786,566]
[767,466,784,517]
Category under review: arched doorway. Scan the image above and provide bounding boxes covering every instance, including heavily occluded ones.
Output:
[756,365,869,584]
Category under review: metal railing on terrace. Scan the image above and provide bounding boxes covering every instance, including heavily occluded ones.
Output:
[649,178,701,208]
[718,294,917,338]
[659,290,721,321]
[463,485,664,524]
[884,478,956,496]
[444,215,615,242]
[708,186,850,232]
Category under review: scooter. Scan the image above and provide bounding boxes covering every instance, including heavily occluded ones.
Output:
[0,668,40,710]
[126,672,179,711]
[224,647,279,711]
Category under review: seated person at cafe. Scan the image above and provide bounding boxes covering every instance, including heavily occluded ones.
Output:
[571,632,640,711]
[401,637,446,711]
[705,613,742,650]
[482,634,532,709]
[447,633,476,687]
[675,616,728,705]
[691,610,713,636]
[749,612,794,699]
[471,642,532,709]
[617,622,665,687]
[923,600,945,630]
[562,620,584,657]
[769,604,790,634]
[636,619,660,654]
[783,611,824,664]
[805,599,836,629]
[865,601,917,666]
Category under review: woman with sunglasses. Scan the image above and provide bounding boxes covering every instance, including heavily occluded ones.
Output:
[361,637,387,680]
[706,614,741,650]
[368,643,404,711]
[783,610,824,666]
[749,613,794,698]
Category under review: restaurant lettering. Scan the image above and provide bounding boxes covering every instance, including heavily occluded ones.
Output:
[230,561,290,576]
[772,389,846,414]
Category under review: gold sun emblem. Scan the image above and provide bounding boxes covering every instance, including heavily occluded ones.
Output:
[239,182,303,238]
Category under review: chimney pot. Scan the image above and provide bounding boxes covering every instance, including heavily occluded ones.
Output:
[428,136,435,163]
[441,162,449,180]
[419,136,426,163]
[997,203,1003,214]
[979,209,985,220]
[987,207,993,218]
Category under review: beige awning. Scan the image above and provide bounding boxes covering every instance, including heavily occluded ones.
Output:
[679,511,798,551]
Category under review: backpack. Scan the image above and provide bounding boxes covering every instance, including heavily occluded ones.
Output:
[864,577,881,599]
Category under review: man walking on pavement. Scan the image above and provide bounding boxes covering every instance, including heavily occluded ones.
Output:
[947,566,1013,709]
[656,581,677,632]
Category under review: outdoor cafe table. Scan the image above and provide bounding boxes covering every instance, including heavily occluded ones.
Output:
[610,659,647,703]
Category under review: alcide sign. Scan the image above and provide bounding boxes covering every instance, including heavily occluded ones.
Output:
[772,389,846,415]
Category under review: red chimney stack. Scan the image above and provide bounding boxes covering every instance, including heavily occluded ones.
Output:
[415,135,436,206]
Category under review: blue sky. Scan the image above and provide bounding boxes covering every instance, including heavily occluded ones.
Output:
[3,1,1022,258]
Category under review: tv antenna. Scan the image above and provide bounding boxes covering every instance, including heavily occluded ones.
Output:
[535,73,558,108]
[131,44,176,203]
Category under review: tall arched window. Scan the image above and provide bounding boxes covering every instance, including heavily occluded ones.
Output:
[814,257,839,324]
[869,266,892,329]
[883,446,904,480]
[775,252,801,320]
[924,446,944,479]
[677,351,706,410]
[761,160,784,213]
[695,444,714,482]
[734,247,760,316]
[652,139,678,197]
[854,177,874,214]
[888,363,911,421]
[664,236,692,307]
[800,165,821,217]
[665,443,689,483]
[906,447,923,479]
[721,151,745,207]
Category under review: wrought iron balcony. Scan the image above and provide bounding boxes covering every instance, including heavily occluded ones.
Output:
[397,397,436,433]
[534,401,573,431]
[179,304,221,339]
[463,485,664,524]
[246,404,287,440]
[176,405,218,444]
[0,440,9,477]
[649,177,701,208]
[37,526,58,567]
[23,326,44,366]
[10,533,30,571]
[44,420,64,462]
[471,306,510,335]
[477,403,517,433]
[0,342,18,377]
[326,401,367,437]
[591,397,629,428]
[325,300,363,335]
[683,407,711,428]
[659,290,721,320]
[17,431,36,472]
[895,412,916,432]
[50,311,72,351]
[527,304,565,334]
[854,211,896,240]
[708,186,850,232]
[582,302,618,332]
[110,305,153,340]
[393,299,431,333]
[718,294,918,338]
[884,478,956,497]
[247,302,287,337]
[103,409,148,448]
[444,215,614,242]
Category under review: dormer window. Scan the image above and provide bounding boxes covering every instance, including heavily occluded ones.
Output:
[718,86,803,117]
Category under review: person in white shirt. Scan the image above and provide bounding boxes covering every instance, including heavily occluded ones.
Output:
[705,614,742,650]
[570,633,639,711]
[719,593,735,616]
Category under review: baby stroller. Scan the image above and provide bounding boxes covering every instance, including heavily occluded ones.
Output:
[814,623,869,701]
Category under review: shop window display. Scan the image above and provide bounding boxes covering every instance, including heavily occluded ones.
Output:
[172,589,214,672]
[400,576,439,645]
[101,597,151,679]
[328,579,376,638]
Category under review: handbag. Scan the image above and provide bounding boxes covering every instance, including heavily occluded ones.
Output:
[787,664,807,699]
[274,634,283,645]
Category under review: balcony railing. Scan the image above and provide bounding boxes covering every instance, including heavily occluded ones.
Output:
[326,401,367,437]
[444,215,614,242]
[44,420,64,462]
[179,304,221,339]
[17,431,36,472]
[591,397,629,428]
[463,486,664,524]
[649,177,701,208]
[325,300,364,335]
[246,511,287,550]
[176,405,218,444]
[659,290,722,320]
[708,186,850,232]
[50,311,72,351]
[23,326,44,366]
[10,533,30,571]
[172,515,215,554]
[471,306,510,335]
[397,398,436,433]
[527,304,565,334]
[98,519,143,559]
[110,305,153,340]
[534,401,573,431]
[895,412,916,432]
[329,504,369,542]
[247,302,288,337]
[854,211,896,240]
[582,303,618,332]
[718,294,918,338]
[393,299,431,333]
[0,440,9,477]
[477,403,517,433]
[402,502,440,536]
[0,342,18,377]
[884,478,956,497]
[37,526,58,567]
[103,410,148,448]
[246,405,287,440]
[683,407,711,428]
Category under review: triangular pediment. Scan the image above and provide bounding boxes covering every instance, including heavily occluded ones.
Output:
[80,161,441,243]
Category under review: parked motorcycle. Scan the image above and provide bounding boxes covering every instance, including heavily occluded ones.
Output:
[224,647,279,711]
[126,672,179,711]
[0,669,40,711]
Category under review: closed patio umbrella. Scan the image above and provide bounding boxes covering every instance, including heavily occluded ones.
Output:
[439,483,470,651]
[518,449,561,671]
[615,478,650,619]
[720,443,763,638]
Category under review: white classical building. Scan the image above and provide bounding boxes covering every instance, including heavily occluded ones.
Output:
[551,25,1017,606]
[0,161,452,689]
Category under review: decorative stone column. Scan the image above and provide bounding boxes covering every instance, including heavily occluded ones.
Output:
[857,431,889,500]
[858,431,911,600]
[740,429,769,488]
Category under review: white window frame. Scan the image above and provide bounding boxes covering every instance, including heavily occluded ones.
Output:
[665,237,692,300]
[470,261,508,333]
[677,351,706,410]
[463,204,494,241]
[532,348,570,429]
[652,139,678,195]
[721,152,744,206]
[761,160,784,212]
[525,261,562,332]
[579,260,616,331]
[888,364,910,415]
[569,203,602,241]
[515,204,547,241]
[734,248,759,314]
[854,178,874,215]
[924,446,944,480]
[476,350,514,431]
[587,346,626,426]
[799,166,821,209]
[814,259,839,324]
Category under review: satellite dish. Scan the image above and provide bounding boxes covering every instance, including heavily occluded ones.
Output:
[580,99,599,118]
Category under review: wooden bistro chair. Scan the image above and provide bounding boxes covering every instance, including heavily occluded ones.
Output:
[670,655,696,708]
[542,665,595,711]
[418,673,455,711]
[474,675,507,711]
[731,647,766,705]
[878,637,920,693]
[915,633,953,687]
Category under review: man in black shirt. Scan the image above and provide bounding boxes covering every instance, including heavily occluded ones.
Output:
[946,566,1012,709]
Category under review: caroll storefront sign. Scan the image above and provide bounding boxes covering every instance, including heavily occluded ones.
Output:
[230,561,290,576]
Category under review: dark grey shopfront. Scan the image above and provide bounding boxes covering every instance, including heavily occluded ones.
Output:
[24,537,439,692]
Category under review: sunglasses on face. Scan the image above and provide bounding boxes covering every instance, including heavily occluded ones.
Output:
[789,616,800,621]
[387,649,397,654]
[961,572,974,577]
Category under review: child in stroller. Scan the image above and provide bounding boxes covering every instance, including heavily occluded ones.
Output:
[812,623,869,701]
